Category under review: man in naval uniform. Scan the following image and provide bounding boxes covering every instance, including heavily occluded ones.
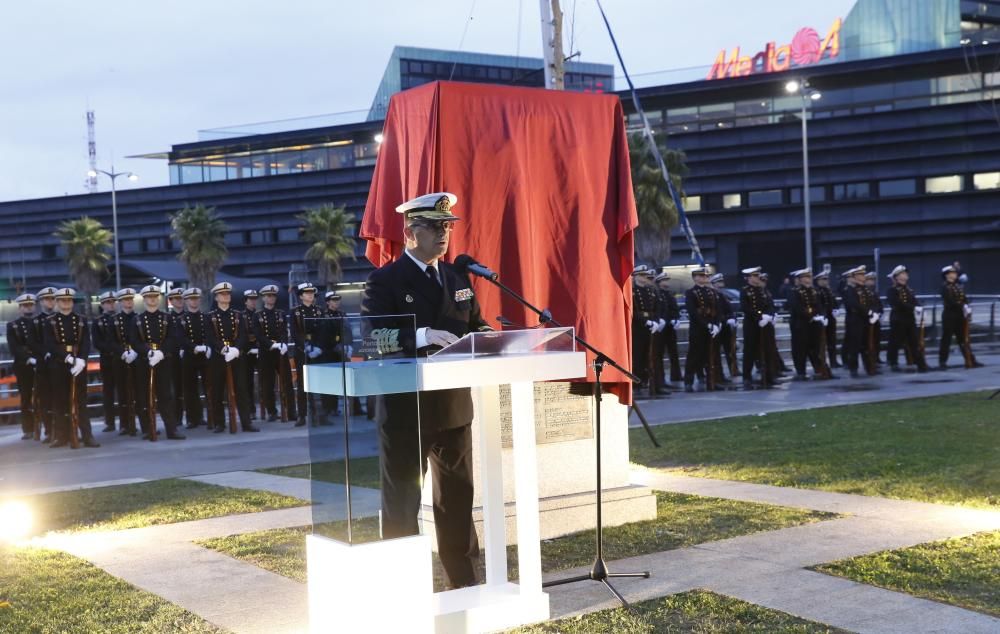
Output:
[814,271,840,368]
[43,288,99,448]
[842,266,875,378]
[290,281,324,427]
[208,282,259,433]
[128,286,185,441]
[8,293,38,440]
[653,272,682,387]
[740,267,777,389]
[242,289,261,419]
[631,265,665,395]
[684,267,721,392]
[710,272,739,384]
[939,264,983,369]
[255,284,296,422]
[29,287,58,442]
[361,192,491,590]
[176,288,213,429]
[786,268,832,380]
[885,265,929,373]
[92,291,119,432]
[111,288,140,436]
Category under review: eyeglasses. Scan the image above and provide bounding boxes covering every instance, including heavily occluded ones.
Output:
[409,220,455,233]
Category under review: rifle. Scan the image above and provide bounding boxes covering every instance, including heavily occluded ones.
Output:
[727,326,740,378]
[277,347,289,422]
[706,327,717,391]
[125,358,136,434]
[69,346,81,449]
[917,309,926,358]
[258,358,265,420]
[225,350,238,433]
[757,317,769,387]
[961,315,975,369]
[32,363,42,441]
[148,353,158,442]
[816,319,833,379]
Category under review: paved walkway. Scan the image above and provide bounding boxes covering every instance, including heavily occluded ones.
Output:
[28,469,1000,634]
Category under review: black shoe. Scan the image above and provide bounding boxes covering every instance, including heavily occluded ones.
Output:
[972,361,985,368]
[167,433,186,440]
[890,365,901,373]
[128,430,138,437]
[119,428,131,436]
[267,413,278,422]
[185,423,199,430]
[83,437,100,448]
[684,384,694,393]
[21,433,32,440]
[102,426,116,433]
[295,418,306,427]
[142,433,151,440]
[850,370,860,378]
[917,366,929,373]
[243,425,260,433]
[50,439,68,448]
[742,381,755,390]
[938,364,948,371]
[793,374,808,381]
[213,426,226,433]
[831,361,842,368]
[42,436,52,444]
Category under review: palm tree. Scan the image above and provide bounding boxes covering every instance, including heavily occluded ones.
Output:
[628,133,689,267]
[170,203,227,294]
[298,203,357,289]
[54,216,112,314]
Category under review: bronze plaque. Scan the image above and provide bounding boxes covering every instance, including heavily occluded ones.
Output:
[499,382,594,448]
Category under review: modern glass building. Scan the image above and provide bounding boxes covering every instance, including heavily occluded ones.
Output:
[1,0,999,297]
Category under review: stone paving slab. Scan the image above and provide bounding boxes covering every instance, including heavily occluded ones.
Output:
[183,470,381,514]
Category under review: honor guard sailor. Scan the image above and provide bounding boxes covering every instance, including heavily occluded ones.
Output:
[92,291,119,432]
[290,281,323,427]
[653,272,682,387]
[8,294,37,440]
[710,273,739,383]
[885,266,929,372]
[814,271,841,368]
[631,265,665,395]
[208,282,258,432]
[177,288,213,429]
[128,286,185,440]
[841,266,875,377]
[166,288,186,425]
[787,269,833,380]
[29,287,58,442]
[43,288,99,448]
[243,289,261,420]
[255,285,296,422]
[361,191,491,590]
[740,268,778,389]
[684,267,721,392]
[939,265,983,369]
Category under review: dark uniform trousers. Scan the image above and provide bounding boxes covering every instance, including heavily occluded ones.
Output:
[886,285,928,370]
[363,255,490,589]
[208,308,253,430]
[30,313,55,438]
[939,282,977,366]
[129,312,182,437]
[254,308,296,420]
[182,353,211,426]
[7,317,36,435]
[43,313,94,444]
[657,326,682,383]
[168,311,185,426]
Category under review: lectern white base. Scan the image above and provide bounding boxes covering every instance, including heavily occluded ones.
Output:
[307,534,434,634]
[434,584,549,634]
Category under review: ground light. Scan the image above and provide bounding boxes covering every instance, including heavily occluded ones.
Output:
[0,500,33,542]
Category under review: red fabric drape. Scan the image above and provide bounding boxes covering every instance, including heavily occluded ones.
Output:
[361,81,637,403]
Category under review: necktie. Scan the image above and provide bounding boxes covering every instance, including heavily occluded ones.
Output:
[426,266,440,286]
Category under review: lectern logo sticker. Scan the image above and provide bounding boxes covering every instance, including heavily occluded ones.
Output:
[405,294,414,303]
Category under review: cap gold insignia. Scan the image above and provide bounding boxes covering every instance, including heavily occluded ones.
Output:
[435,196,452,212]
[405,294,414,303]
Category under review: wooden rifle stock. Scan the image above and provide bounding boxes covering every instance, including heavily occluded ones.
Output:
[69,350,81,449]
[277,347,289,422]
[727,326,739,377]
[961,316,975,369]
[706,326,717,391]
[148,356,158,441]
[32,363,42,440]
[225,354,238,433]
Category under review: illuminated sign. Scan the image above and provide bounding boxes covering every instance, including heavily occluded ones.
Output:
[707,18,842,80]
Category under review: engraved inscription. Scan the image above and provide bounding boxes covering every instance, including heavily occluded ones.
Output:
[499,382,594,448]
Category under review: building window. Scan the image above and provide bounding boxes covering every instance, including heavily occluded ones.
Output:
[121,239,142,254]
[684,195,701,212]
[925,175,963,194]
[277,227,299,242]
[832,183,871,200]
[722,193,742,209]
[249,230,271,245]
[748,189,782,207]
[973,172,1000,190]
[145,238,171,252]
[878,178,916,197]
[790,186,826,204]
[225,232,246,247]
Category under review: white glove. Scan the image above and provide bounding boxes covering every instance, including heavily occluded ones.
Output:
[727,318,736,328]
[645,320,655,332]
[179,349,184,359]
[204,347,212,360]
[425,328,459,348]
[195,344,207,354]
[868,312,879,325]
[249,347,259,356]
[709,324,720,338]
[223,347,240,363]
[308,346,323,359]
[914,306,924,318]
[963,305,972,318]
[124,350,138,364]
[70,358,86,377]
[758,317,768,328]
[270,342,282,351]
[148,349,165,367]
[27,357,36,366]
[279,343,288,355]
[821,317,829,327]
[812,315,825,324]
[65,354,75,365]
[671,319,680,329]
[657,319,666,333]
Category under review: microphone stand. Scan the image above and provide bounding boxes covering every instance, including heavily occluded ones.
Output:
[480,272,653,607]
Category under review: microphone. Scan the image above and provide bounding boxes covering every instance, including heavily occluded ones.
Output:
[454,254,499,281]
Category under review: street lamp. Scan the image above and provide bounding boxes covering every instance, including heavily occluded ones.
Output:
[785,79,821,270]
[87,166,138,291]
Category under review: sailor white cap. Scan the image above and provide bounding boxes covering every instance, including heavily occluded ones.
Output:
[741,267,762,276]
[182,287,202,299]
[260,284,279,295]
[116,288,137,301]
[36,287,57,299]
[395,192,460,222]
[140,285,162,297]
[211,282,233,295]
[166,288,183,299]
[888,265,907,278]
[296,282,317,295]
[792,267,813,278]
[16,293,36,305]
[54,288,76,299]
[98,291,117,303]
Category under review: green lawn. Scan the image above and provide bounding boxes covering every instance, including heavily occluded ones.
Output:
[816,530,1000,617]
[0,546,225,633]
[630,392,1000,508]
[9,479,307,535]
[509,589,848,633]
[258,456,381,490]
[200,491,835,591]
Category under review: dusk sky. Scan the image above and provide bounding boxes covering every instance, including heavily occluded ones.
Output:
[1,0,854,202]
